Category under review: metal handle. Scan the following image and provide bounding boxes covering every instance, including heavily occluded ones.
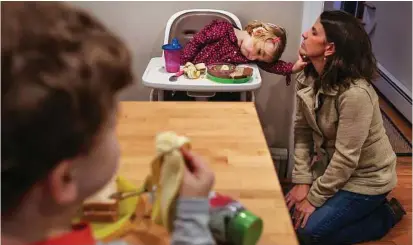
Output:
[109,189,146,200]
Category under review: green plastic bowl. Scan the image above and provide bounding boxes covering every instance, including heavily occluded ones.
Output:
[207,73,251,84]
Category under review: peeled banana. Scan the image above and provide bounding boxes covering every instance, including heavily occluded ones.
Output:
[144,131,191,233]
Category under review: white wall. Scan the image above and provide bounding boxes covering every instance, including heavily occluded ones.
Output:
[301,1,324,34]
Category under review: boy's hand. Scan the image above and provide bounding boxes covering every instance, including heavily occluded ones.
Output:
[292,53,309,73]
[180,148,215,198]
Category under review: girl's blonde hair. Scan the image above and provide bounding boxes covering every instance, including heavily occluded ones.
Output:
[244,20,287,62]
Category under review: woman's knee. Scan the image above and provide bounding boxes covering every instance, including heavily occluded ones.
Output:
[297,222,317,236]
[296,222,331,244]
[296,224,321,244]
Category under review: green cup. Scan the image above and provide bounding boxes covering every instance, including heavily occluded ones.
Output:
[228,210,263,245]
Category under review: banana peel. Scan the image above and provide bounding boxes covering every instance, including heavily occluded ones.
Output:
[144,131,191,233]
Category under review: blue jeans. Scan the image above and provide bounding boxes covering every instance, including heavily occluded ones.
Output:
[294,190,396,245]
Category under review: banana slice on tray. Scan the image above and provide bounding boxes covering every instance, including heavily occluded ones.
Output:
[183,62,206,79]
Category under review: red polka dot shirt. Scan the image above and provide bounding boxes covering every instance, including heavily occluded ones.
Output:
[180,20,294,84]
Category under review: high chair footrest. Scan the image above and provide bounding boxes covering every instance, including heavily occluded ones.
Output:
[187,91,216,98]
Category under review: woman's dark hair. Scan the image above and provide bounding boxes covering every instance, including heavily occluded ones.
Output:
[304,10,378,91]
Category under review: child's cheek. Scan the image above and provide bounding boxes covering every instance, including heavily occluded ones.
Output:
[244,39,256,53]
[250,39,262,54]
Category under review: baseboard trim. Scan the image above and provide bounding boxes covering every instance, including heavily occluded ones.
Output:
[377,63,411,103]
[374,63,412,123]
[396,153,413,157]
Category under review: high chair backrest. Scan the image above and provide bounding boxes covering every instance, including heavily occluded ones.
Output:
[164,9,242,51]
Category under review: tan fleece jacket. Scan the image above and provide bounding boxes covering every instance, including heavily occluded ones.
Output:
[292,71,397,207]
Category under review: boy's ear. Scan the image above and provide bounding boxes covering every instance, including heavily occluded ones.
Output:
[47,161,78,205]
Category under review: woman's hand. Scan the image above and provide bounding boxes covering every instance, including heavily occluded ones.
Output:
[285,184,310,210]
[292,53,309,73]
[179,148,215,198]
[293,199,316,229]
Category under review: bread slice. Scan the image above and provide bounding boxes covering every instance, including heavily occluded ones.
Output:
[82,210,118,223]
[230,67,253,79]
[82,178,119,223]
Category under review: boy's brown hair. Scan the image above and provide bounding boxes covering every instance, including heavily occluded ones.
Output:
[1,2,133,214]
[245,20,287,62]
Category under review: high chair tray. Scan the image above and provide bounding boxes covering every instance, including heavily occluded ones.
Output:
[142,57,262,92]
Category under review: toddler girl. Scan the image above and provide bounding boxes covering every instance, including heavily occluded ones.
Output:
[181,20,307,85]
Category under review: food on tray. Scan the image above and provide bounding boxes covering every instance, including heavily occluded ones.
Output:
[206,63,235,78]
[207,63,253,79]
[183,62,206,79]
[184,62,195,68]
[195,63,206,73]
[82,177,119,223]
[221,65,230,71]
[229,67,254,79]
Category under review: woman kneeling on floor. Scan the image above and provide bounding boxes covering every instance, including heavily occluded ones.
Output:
[286,10,407,245]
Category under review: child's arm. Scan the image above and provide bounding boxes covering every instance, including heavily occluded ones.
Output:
[181,20,236,65]
[257,60,294,85]
[257,58,308,85]
[171,198,215,245]
[257,60,294,76]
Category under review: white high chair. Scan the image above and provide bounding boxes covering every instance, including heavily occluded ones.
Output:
[164,9,242,51]
[143,9,261,102]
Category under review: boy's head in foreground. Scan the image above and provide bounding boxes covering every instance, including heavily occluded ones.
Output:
[2,1,132,236]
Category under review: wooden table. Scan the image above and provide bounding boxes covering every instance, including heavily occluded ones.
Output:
[116,102,298,245]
